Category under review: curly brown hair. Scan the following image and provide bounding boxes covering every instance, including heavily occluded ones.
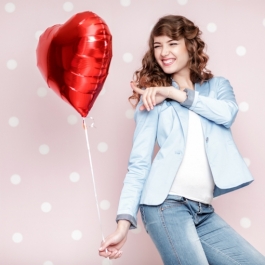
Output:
[129,15,213,106]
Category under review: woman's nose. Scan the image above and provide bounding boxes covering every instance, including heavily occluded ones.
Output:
[161,46,170,57]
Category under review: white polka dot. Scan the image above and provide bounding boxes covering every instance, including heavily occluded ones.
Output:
[39,144,50,155]
[177,0,188,5]
[120,0,131,6]
[37,87,48,97]
[69,172,80,183]
[239,102,249,112]
[243,158,251,167]
[100,200,111,210]
[71,230,82,240]
[131,224,142,234]
[10,174,21,185]
[97,142,108,153]
[262,18,265,27]
[6,59,17,70]
[12,233,23,243]
[8,117,19,127]
[67,115,78,125]
[43,261,53,265]
[207,23,217,33]
[5,3,16,13]
[35,30,44,40]
[63,2,74,12]
[125,109,135,119]
[236,46,246,56]
[99,88,106,96]
[102,259,113,265]
[123,53,133,63]
[41,202,52,213]
[240,217,251,228]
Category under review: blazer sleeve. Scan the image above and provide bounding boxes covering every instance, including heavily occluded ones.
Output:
[181,77,239,128]
[116,100,159,229]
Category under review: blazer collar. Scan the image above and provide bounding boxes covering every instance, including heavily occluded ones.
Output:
[169,80,189,143]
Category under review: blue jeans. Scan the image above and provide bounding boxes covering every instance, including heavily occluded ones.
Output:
[140,195,265,265]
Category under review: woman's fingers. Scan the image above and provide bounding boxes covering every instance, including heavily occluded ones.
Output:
[99,251,121,259]
[99,249,111,258]
[139,105,146,111]
[130,81,153,109]
[144,88,154,110]
[99,238,111,252]
[113,251,122,259]
[99,238,116,258]
[109,249,122,259]
[130,81,168,111]
[150,89,157,105]
[130,81,151,109]
[99,229,128,259]
[130,81,144,94]
[100,248,122,260]
[99,246,118,258]
[139,94,165,111]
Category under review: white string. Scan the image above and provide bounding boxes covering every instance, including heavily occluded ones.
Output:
[82,117,110,263]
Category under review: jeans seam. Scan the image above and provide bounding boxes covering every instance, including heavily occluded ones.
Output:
[159,207,183,265]
[140,206,148,233]
[140,206,146,224]
[200,239,242,265]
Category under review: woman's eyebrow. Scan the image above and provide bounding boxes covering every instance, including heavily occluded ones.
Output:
[154,39,177,44]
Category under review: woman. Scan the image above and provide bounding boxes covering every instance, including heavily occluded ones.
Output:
[99,15,265,264]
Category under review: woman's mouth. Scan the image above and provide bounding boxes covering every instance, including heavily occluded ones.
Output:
[162,58,175,66]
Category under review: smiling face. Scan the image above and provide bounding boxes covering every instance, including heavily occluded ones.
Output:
[153,35,190,79]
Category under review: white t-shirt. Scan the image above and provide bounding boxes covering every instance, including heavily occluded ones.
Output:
[169,110,215,204]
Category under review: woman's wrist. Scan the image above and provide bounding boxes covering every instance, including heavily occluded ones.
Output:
[167,86,187,103]
[167,87,173,98]
[117,220,131,232]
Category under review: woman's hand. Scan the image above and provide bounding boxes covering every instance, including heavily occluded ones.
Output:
[99,220,130,259]
[130,81,173,111]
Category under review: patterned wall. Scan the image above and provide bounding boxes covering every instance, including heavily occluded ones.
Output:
[1,0,265,264]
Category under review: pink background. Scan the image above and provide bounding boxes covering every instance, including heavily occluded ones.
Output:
[1,0,265,264]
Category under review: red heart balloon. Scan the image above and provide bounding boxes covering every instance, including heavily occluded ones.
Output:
[36,11,112,117]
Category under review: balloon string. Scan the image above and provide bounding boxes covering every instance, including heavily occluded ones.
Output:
[82,118,110,263]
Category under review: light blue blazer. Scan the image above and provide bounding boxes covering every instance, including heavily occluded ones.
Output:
[117,77,253,229]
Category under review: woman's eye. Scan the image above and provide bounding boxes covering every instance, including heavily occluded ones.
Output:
[170,43,178,46]
[154,45,160,49]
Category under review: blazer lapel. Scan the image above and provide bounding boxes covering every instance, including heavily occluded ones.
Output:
[169,101,189,143]
[168,81,210,143]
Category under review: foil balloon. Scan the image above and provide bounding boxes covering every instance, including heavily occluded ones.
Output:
[36,11,112,117]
